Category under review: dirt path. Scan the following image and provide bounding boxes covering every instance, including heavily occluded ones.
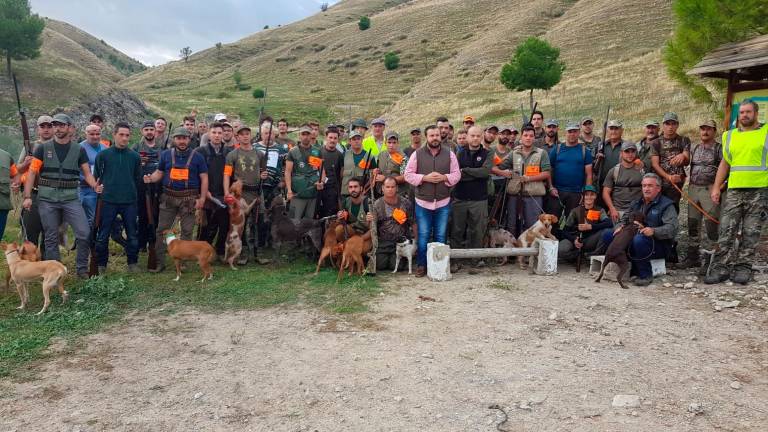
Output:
[2,266,767,432]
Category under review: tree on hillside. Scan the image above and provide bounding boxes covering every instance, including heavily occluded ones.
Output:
[500,37,565,111]
[179,46,192,62]
[215,42,222,57]
[0,0,45,77]
[664,0,767,104]
[384,52,400,70]
[320,3,329,12]
[358,16,371,31]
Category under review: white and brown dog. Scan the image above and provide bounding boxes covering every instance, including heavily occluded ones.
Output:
[3,242,68,315]
[486,227,521,265]
[392,238,416,274]
[517,214,559,270]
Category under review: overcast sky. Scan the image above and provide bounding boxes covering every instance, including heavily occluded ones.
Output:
[31,0,338,66]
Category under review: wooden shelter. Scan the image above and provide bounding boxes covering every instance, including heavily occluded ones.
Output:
[688,34,768,128]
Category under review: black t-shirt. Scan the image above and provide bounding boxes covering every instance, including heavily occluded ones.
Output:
[33,141,89,167]
[321,145,344,187]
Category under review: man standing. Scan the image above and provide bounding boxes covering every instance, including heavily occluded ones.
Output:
[450,126,492,271]
[351,118,368,138]
[276,118,296,149]
[536,120,560,149]
[285,125,324,219]
[636,120,658,169]
[602,173,678,286]
[195,123,231,261]
[483,125,499,149]
[183,115,200,149]
[224,124,266,263]
[455,129,469,151]
[404,128,422,157]
[16,115,54,252]
[496,125,551,236]
[254,121,288,246]
[363,118,386,157]
[318,126,344,218]
[93,123,141,274]
[594,120,627,188]
[79,124,107,225]
[579,116,602,155]
[436,117,452,148]
[679,120,722,270]
[705,100,767,285]
[602,142,644,223]
[651,112,690,211]
[531,110,545,141]
[143,127,208,272]
[375,132,407,197]
[22,114,101,279]
[221,122,236,148]
[462,115,475,130]
[557,185,612,262]
[88,114,112,147]
[340,131,377,199]
[489,126,515,218]
[0,147,19,240]
[308,120,323,147]
[366,176,413,271]
[155,117,168,148]
[404,125,461,277]
[548,122,593,219]
[135,120,162,252]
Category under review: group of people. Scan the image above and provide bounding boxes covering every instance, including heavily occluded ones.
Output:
[0,99,765,286]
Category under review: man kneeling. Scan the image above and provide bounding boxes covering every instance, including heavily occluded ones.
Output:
[366,176,414,271]
[558,185,612,264]
[601,173,678,286]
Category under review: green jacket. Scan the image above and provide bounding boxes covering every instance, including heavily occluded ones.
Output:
[0,148,13,210]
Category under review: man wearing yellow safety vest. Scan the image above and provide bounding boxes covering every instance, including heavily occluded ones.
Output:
[362,118,386,157]
[705,99,768,285]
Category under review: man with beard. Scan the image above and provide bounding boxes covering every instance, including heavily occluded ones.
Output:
[155,117,168,148]
[285,125,324,219]
[483,125,499,149]
[705,99,767,285]
[547,122,593,219]
[404,128,422,158]
[366,176,414,272]
[579,116,602,156]
[404,125,461,277]
[651,112,690,212]
[636,120,658,170]
[276,118,296,149]
[340,130,377,199]
[183,115,200,149]
[317,126,344,218]
[143,128,208,272]
[221,122,236,148]
[15,115,52,252]
[531,110,545,141]
[602,142,644,223]
[450,126,492,272]
[436,116,455,150]
[22,114,101,279]
[489,126,515,218]
[496,125,551,236]
[462,115,475,131]
[537,120,560,150]
[363,118,386,157]
[338,177,370,235]
[195,123,232,261]
[135,120,162,252]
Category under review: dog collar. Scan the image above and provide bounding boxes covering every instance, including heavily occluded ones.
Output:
[164,233,178,245]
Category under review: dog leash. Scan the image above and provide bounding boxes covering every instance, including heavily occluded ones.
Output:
[670,182,720,225]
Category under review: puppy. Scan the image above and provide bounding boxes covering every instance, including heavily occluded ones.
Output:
[3,242,68,315]
[223,230,243,270]
[517,214,559,269]
[336,231,372,283]
[163,231,216,282]
[487,227,521,265]
[4,240,40,292]
[595,212,645,289]
[393,238,416,274]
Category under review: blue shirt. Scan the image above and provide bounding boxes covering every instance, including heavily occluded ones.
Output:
[549,143,593,193]
[79,140,106,187]
[157,148,208,190]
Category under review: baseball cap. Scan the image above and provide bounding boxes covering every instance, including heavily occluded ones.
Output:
[141,120,156,129]
[580,116,594,125]
[352,118,368,129]
[463,115,475,123]
[644,120,660,127]
[565,122,580,131]
[582,185,598,194]
[508,126,519,133]
[621,141,637,151]
[607,120,623,128]
[89,114,104,122]
[213,113,227,122]
[235,125,251,134]
[51,113,72,125]
[662,112,679,123]
[36,115,53,126]
[299,125,313,134]
[386,132,399,141]
[172,127,191,138]
[499,126,512,133]
[371,117,386,126]
[485,125,499,131]
[545,119,559,127]
[348,130,363,139]
[410,127,421,134]
[699,119,717,128]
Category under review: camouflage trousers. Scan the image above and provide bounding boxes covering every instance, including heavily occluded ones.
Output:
[687,184,720,251]
[712,188,768,269]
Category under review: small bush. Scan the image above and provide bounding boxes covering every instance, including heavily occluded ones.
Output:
[384,52,400,70]
[252,88,266,99]
[358,16,370,30]
[217,91,231,99]
[344,60,359,68]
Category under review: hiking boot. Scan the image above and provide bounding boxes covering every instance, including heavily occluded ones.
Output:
[148,265,165,274]
[704,265,729,284]
[98,266,107,275]
[77,272,90,280]
[415,266,426,278]
[127,264,140,273]
[731,266,752,285]
[633,277,653,287]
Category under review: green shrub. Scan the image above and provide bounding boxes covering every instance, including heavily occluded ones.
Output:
[252,88,266,99]
[358,16,370,30]
[384,52,400,70]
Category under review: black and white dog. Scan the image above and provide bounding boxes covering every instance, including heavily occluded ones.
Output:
[393,237,416,274]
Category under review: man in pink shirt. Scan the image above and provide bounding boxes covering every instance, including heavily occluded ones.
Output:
[404,125,462,277]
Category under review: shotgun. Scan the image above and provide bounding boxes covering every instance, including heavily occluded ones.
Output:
[162,122,173,150]
[253,120,273,253]
[515,102,537,234]
[592,106,611,190]
[367,172,377,275]
[12,74,31,156]
[88,197,103,277]
[575,207,585,273]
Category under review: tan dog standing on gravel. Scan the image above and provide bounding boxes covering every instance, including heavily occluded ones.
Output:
[4,240,40,291]
[517,214,559,270]
[163,231,216,282]
[3,242,68,315]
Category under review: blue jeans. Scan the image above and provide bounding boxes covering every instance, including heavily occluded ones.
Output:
[415,203,451,267]
[96,202,139,267]
[602,230,668,279]
[0,209,8,241]
[79,187,98,225]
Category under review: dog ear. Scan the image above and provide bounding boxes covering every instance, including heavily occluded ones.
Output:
[538,214,547,223]
[551,215,559,224]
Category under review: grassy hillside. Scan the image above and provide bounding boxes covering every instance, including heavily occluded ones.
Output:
[124,0,714,134]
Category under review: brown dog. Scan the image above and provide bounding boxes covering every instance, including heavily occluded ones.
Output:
[3,242,68,315]
[486,227,521,265]
[315,220,349,274]
[595,212,645,289]
[4,240,40,292]
[336,231,372,283]
[517,214,559,269]
[228,180,259,238]
[163,231,216,282]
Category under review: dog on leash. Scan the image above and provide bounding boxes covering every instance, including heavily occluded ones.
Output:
[392,238,416,274]
[4,240,40,291]
[3,242,68,315]
[595,212,645,289]
[163,231,216,282]
[486,227,521,265]
[223,230,243,270]
[517,214,559,270]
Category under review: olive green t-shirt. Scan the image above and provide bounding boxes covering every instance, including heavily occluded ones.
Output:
[225,147,263,186]
[603,164,644,212]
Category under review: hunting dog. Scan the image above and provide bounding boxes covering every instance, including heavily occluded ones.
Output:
[268,195,322,257]
[595,212,645,289]
[223,230,243,270]
[314,220,348,275]
[337,231,372,283]
[517,214,559,270]
[3,242,68,315]
[4,240,40,292]
[163,231,216,282]
[486,227,521,266]
[392,238,416,274]
[228,180,259,238]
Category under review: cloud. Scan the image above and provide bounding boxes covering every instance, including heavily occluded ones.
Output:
[31,0,338,66]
